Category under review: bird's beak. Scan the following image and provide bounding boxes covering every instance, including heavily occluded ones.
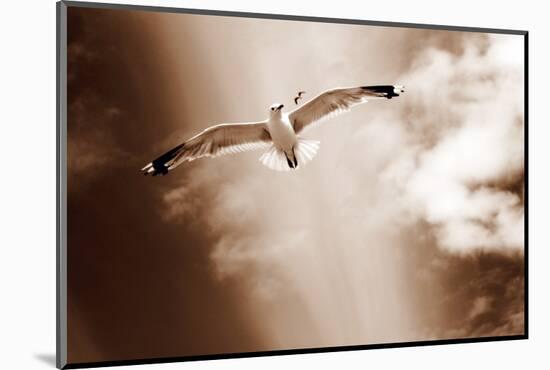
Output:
[277,104,284,110]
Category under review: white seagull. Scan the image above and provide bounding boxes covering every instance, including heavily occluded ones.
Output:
[142,84,405,175]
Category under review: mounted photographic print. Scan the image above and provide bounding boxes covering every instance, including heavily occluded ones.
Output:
[56,1,528,368]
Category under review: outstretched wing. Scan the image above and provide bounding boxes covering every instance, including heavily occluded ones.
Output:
[288,85,404,134]
[142,121,271,175]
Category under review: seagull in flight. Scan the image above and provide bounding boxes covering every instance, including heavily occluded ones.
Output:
[294,91,306,105]
[142,84,405,175]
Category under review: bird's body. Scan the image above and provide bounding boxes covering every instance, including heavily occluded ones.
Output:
[267,114,295,152]
[267,112,295,152]
[141,84,404,175]
[266,109,298,164]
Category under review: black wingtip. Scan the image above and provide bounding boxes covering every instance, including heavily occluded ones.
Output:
[142,142,186,177]
[152,165,169,176]
[141,163,169,176]
[361,85,404,99]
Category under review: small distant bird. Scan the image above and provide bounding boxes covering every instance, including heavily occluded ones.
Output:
[294,91,306,105]
[141,85,405,174]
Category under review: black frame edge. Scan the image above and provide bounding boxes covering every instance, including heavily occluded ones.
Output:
[62,0,527,35]
[57,1,68,369]
[63,335,527,369]
[523,32,529,339]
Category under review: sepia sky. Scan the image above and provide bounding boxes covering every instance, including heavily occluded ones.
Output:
[66,6,525,364]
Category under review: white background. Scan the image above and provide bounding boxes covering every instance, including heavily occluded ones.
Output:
[0,0,547,369]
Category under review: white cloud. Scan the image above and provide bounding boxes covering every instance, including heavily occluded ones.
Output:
[160,29,525,345]
[398,34,525,252]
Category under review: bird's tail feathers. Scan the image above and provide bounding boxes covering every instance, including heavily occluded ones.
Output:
[294,138,320,168]
[259,145,291,172]
[258,139,320,172]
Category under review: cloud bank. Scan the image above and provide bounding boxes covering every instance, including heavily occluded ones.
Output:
[398,34,524,252]
[159,28,524,347]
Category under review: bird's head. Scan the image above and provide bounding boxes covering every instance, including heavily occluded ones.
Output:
[269,103,284,116]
